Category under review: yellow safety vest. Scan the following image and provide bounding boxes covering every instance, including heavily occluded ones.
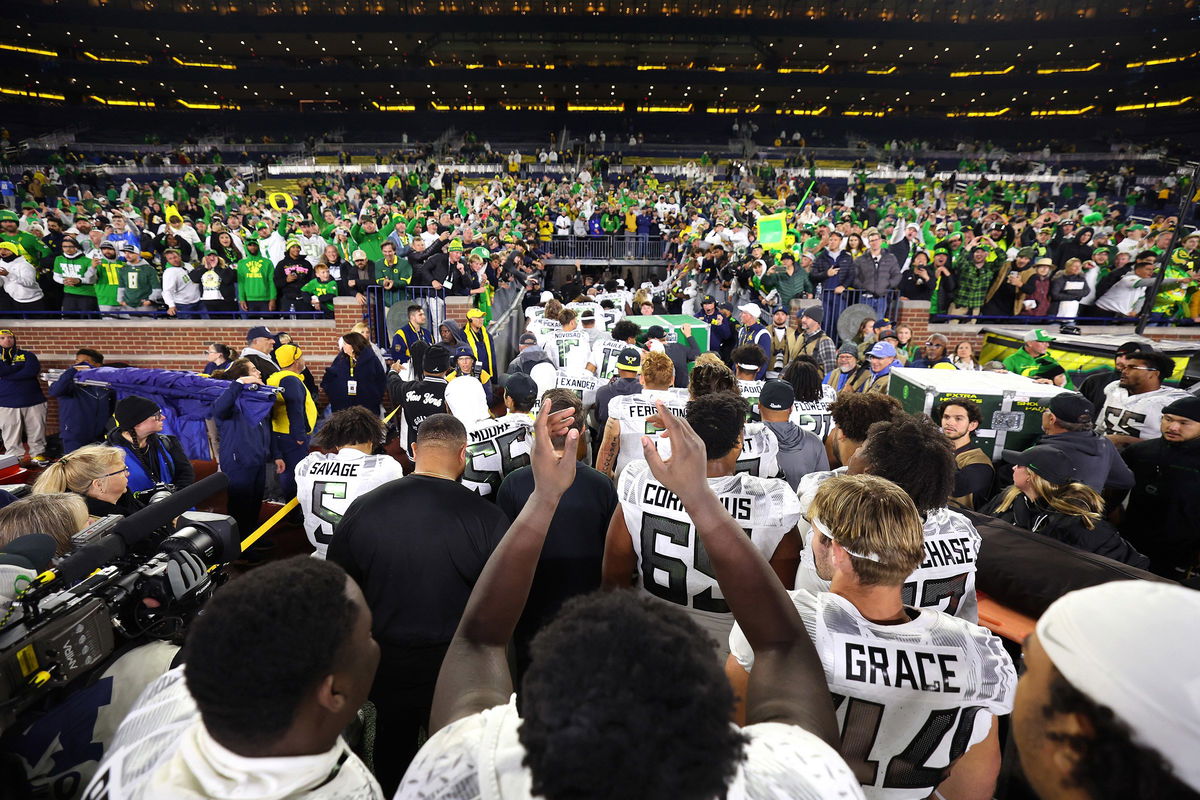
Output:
[266,369,317,435]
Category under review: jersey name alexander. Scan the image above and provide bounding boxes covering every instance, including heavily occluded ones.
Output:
[839,636,963,694]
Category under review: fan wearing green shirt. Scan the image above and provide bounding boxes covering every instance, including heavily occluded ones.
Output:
[1002,329,1075,389]
[0,209,48,265]
[351,216,387,262]
[374,241,412,307]
[54,236,98,315]
[237,238,277,313]
[93,241,125,316]
[117,242,161,311]
[301,263,340,316]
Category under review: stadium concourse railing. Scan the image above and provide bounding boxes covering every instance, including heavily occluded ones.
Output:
[545,235,667,261]
[0,307,325,321]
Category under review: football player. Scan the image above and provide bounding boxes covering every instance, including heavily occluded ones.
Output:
[597,351,687,478]
[729,474,1017,800]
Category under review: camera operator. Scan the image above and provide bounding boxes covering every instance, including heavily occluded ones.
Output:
[104,396,194,496]
[33,444,144,517]
[0,492,88,558]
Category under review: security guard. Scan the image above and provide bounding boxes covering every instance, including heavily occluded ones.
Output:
[266,343,317,499]
[694,294,734,353]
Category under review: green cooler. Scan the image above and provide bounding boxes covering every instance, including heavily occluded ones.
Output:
[629,314,710,352]
[888,366,1069,460]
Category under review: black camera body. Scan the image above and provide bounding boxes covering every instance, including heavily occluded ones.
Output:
[0,475,235,735]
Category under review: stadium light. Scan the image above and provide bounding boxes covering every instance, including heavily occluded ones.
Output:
[1114,96,1193,111]
[0,86,65,100]
[946,107,1010,117]
[707,104,760,114]
[950,65,1014,77]
[176,99,242,110]
[567,103,625,111]
[778,66,828,74]
[1029,105,1095,116]
[776,106,827,115]
[865,66,896,75]
[1036,62,1100,74]
[0,43,58,57]
[83,51,151,65]
[171,56,236,70]
[636,104,693,112]
[89,95,155,107]
[1126,52,1198,68]
[371,101,416,111]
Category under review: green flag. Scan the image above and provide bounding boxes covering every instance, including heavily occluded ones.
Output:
[757,212,787,251]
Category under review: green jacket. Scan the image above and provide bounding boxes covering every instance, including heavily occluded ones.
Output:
[119,261,160,306]
[351,225,387,262]
[94,258,124,306]
[1002,347,1076,390]
[762,266,814,305]
[237,254,276,302]
[375,256,412,306]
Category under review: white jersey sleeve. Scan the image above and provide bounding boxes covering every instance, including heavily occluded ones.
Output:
[1096,384,1189,440]
[618,461,800,656]
[738,422,780,480]
[295,451,405,558]
[608,390,688,475]
[461,415,534,497]
[738,379,765,418]
[730,591,1016,800]
[397,694,865,800]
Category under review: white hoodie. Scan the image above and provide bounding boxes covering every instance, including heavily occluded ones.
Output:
[0,255,44,303]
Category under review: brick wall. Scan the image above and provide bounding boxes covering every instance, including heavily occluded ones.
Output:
[9,296,474,440]
[896,301,1200,355]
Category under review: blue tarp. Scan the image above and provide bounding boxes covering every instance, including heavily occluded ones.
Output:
[75,367,277,460]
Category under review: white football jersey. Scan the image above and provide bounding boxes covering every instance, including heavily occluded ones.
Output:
[526,316,561,339]
[738,379,765,418]
[295,449,405,559]
[789,384,838,439]
[729,591,1016,800]
[461,414,535,497]
[588,336,635,379]
[618,460,801,655]
[607,389,688,475]
[552,369,601,409]
[1097,383,1189,440]
[83,668,380,800]
[397,694,865,800]
[538,329,591,372]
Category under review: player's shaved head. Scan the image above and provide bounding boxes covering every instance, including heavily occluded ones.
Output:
[414,414,466,449]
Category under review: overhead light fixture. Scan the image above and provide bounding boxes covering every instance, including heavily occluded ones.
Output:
[950,65,1014,77]
[171,56,235,70]
[636,104,693,112]
[946,107,1011,118]
[84,51,150,64]
[0,86,65,100]
[0,43,58,57]
[567,103,625,111]
[1126,51,1198,68]
[1029,105,1095,116]
[707,104,760,114]
[1115,96,1192,111]
[776,106,827,115]
[865,66,896,75]
[177,99,241,110]
[1036,62,1099,74]
[371,101,416,111]
[778,65,829,74]
[89,95,155,107]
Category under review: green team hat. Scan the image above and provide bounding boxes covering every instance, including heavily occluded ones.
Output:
[285,238,300,249]
[470,246,490,259]
[448,239,463,252]
[0,210,17,222]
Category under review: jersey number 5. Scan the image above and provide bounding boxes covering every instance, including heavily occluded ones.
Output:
[310,481,348,545]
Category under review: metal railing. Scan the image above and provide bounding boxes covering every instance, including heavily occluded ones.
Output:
[366,284,446,354]
[0,308,324,320]
[544,235,667,261]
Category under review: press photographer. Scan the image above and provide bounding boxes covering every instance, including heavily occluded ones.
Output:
[0,474,237,800]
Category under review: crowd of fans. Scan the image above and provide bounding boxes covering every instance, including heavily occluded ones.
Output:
[0,143,1197,800]
[1,147,1196,326]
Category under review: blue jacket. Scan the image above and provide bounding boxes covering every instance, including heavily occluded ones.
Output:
[695,311,735,351]
[0,345,45,408]
[322,352,386,413]
[737,323,771,379]
[49,366,115,451]
[211,380,272,471]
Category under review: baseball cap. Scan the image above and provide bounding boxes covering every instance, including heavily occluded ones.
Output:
[701,295,716,305]
[1048,392,1095,425]
[246,325,274,343]
[1034,257,1055,268]
[119,242,138,253]
[1035,581,1200,793]
[518,332,538,345]
[771,306,787,316]
[1115,340,1144,356]
[1001,444,1075,485]
[1023,328,1054,343]
[866,341,897,358]
[616,348,642,373]
[352,249,368,261]
[737,302,762,319]
[423,344,452,373]
[275,344,303,368]
[0,533,55,571]
[466,308,486,320]
[645,325,667,340]
[540,291,554,304]
[760,380,796,411]
[501,372,539,405]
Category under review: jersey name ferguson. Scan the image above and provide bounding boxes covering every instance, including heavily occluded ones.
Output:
[730,591,1016,800]
[607,389,688,475]
[461,415,534,496]
[617,461,800,652]
[295,450,405,558]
